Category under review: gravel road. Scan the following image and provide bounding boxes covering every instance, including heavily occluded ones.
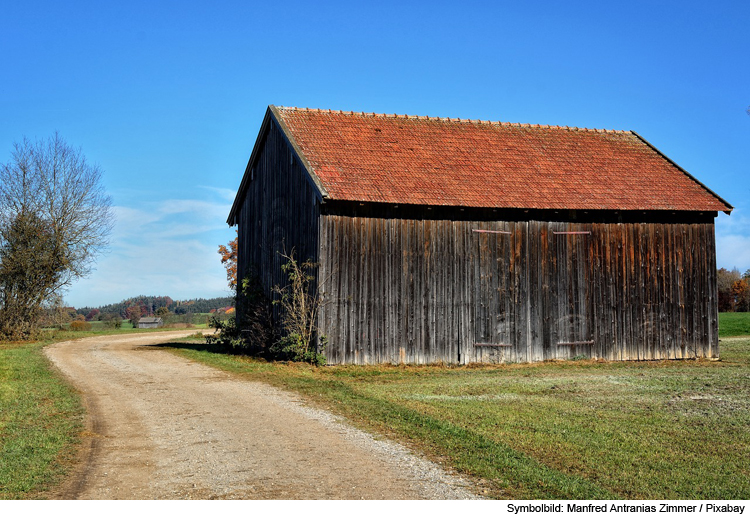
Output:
[45,332,478,499]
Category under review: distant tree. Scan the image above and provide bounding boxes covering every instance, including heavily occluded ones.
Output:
[44,293,73,329]
[718,268,741,312]
[85,308,100,321]
[0,133,113,339]
[100,312,122,328]
[733,277,750,312]
[155,306,169,318]
[126,305,142,327]
[218,231,238,291]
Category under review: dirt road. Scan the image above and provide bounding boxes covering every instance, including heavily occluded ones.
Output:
[45,332,477,499]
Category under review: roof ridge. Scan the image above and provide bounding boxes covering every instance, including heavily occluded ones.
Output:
[275,105,630,134]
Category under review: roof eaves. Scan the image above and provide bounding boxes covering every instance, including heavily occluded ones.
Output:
[629,130,733,214]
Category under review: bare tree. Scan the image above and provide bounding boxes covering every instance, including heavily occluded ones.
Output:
[0,133,114,338]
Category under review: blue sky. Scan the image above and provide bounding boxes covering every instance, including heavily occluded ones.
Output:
[2,0,748,308]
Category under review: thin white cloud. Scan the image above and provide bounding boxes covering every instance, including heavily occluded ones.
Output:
[197,186,238,203]
[156,198,229,218]
[715,209,750,272]
[64,194,235,307]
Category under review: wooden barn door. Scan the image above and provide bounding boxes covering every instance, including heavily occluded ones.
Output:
[551,227,592,359]
[471,224,518,363]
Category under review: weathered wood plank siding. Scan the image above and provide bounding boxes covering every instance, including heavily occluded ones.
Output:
[318,215,718,364]
[236,120,321,317]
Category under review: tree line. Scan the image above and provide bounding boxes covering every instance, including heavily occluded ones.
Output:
[75,295,234,320]
[718,268,750,312]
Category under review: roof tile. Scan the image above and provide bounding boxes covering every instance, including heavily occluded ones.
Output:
[273,106,731,212]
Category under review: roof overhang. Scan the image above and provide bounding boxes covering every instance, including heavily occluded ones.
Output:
[630,131,732,215]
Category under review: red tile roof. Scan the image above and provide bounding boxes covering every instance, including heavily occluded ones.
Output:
[272,106,731,212]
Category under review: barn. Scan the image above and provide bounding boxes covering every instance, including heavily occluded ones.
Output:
[227,105,732,365]
[138,317,163,329]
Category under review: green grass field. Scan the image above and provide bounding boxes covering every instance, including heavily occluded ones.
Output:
[164,336,750,500]
[718,312,750,337]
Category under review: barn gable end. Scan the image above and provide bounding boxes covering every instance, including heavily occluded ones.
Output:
[230,107,323,306]
[229,106,732,365]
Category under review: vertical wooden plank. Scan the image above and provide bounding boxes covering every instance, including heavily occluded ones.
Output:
[463,221,474,364]
[340,217,351,363]
[644,223,654,360]
[614,224,623,361]
[696,223,707,357]
[664,223,675,359]
[700,223,710,357]
[527,220,538,362]
[393,217,404,363]
[423,220,432,363]
[631,223,641,360]
[455,220,465,363]
[594,223,606,359]
[392,217,400,363]
[583,222,593,359]
[533,220,547,362]
[406,218,413,362]
[708,222,719,357]
[511,221,524,362]
[448,219,456,362]
[671,222,680,359]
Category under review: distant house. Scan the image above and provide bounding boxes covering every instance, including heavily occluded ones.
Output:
[138,317,163,329]
[228,105,732,365]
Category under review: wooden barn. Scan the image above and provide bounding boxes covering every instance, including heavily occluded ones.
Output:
[138,317,163,329]
[227,105,732,365]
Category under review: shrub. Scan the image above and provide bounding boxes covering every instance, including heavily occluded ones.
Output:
[205,272,273,353]
[206,252,327,366]
[205,315,243,349]
[270,333,327,366]
[69,320,91,331]
[101,313,122,328]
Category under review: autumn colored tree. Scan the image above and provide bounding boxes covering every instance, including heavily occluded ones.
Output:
[126,305,142,328]
[717,267,741,312]
[732,278,750,312]
[218,231,238,290]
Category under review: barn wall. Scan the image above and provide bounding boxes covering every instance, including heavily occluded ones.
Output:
[236,120,321,309]
[318,215,718,364]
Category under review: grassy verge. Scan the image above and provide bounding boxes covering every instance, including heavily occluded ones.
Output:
[0,340,84,499]
[718,312,750,337]
[164,338,750,500]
